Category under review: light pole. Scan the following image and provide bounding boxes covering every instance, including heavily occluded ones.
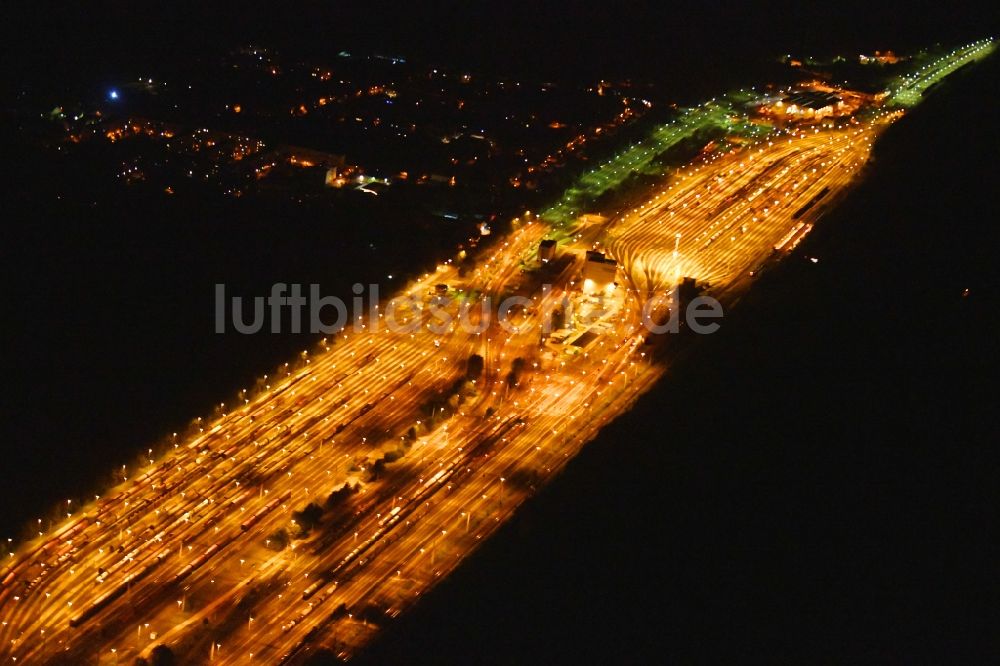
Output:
[674,232,682,279]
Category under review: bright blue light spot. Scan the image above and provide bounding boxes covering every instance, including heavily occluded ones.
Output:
[108,89,119,100]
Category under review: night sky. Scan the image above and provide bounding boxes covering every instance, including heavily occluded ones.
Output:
[5,2,997,90]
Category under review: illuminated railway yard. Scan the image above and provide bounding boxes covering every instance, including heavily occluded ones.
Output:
[0,38,993,665]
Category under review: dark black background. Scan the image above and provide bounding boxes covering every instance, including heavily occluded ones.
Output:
[3,2,997,91]
[2,2,998,663]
